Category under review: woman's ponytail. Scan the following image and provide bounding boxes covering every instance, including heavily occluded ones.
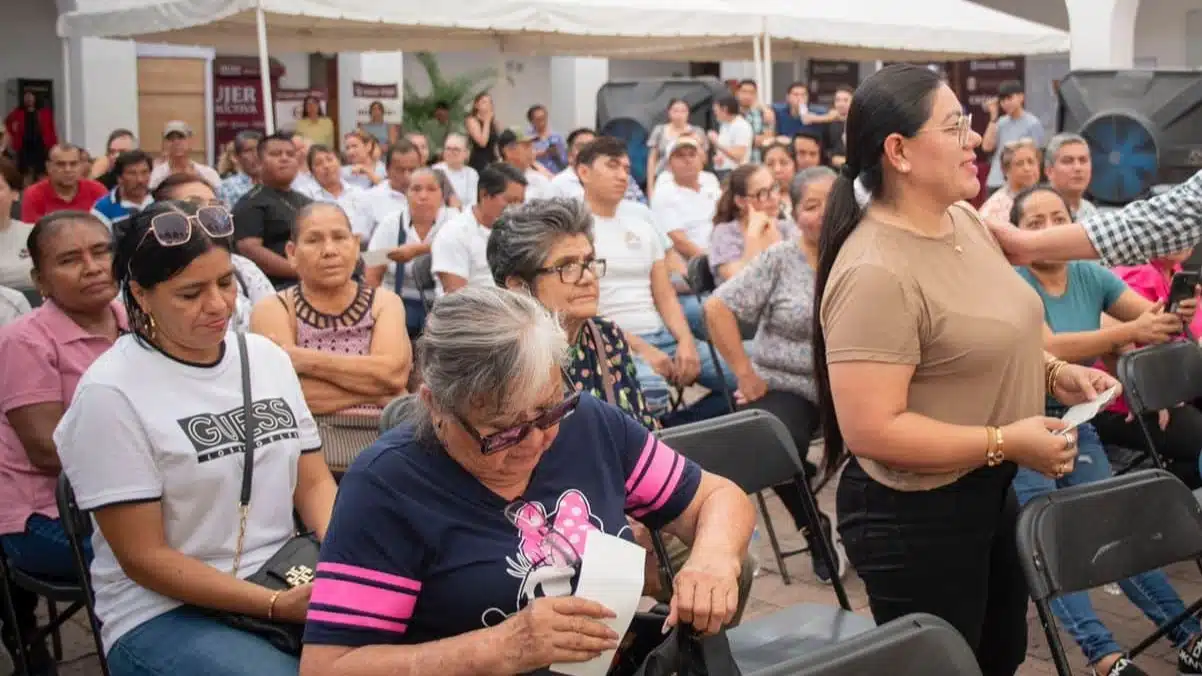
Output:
[811,167,869,476]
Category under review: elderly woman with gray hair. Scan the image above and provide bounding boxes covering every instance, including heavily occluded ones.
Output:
[486,197,656,429]
[300,286,755,675]
[704,165,848,585]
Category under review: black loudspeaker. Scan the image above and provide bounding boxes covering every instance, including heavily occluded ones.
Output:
[1057,70,1202,205]
[596,77,729,187]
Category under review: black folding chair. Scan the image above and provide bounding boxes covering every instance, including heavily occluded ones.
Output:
[658,409,849,598]
[1114,341,1202,473]
[55,475,108,676]
[410,254,437,312]
[750,613,980,676]
[1016,469,1202,676]
[20,288,42,310]
[0,477,107,676]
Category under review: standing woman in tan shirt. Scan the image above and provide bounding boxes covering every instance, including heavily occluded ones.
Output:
[813,64,1118,676]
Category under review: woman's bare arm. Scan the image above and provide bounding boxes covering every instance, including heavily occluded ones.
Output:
[829,361,990,473]
[294,452,337,540]
[94,502,279,617]
[301,631,507,676]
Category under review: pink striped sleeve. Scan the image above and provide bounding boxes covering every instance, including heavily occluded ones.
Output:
[307,562,422,635]
[625,436,686,516]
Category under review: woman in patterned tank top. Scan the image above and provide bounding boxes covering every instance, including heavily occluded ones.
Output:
[251,202,411,467]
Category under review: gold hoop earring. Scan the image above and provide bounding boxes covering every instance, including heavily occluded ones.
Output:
[141,313,158,340]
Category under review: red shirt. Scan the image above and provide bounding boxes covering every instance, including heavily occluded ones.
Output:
[19,179,107,223]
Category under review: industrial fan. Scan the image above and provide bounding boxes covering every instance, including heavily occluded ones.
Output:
[1057,70,1202,205]
[1079,113,1159,204]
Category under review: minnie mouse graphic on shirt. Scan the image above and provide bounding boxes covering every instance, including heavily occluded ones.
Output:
[480,488,632,627]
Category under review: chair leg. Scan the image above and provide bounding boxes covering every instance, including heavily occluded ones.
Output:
[1035,599,1075,676]
[754,492,791,585]
[0,559,31,676]
[694,301,736,415]
[790,475,853,611]
[47,601,61,661]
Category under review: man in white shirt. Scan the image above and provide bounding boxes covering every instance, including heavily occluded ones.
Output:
[551,129,597,200]
[650,136,720,261]
[432,133,478,207]
[707,95,752,181]
[431,164,526,295]
[365,138,422,241]
[148,121,222,190]
[498,128,555,201]
[578,136,734,417]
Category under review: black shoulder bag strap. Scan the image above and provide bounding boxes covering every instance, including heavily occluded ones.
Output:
[232,332,256,575]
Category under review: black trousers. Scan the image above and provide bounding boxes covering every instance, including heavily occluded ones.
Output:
[837,460,1029,676]
[1094,405,1202,489]
[739,390,822,533]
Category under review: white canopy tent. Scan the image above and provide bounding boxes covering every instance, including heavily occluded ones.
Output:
[56,0,1070,129]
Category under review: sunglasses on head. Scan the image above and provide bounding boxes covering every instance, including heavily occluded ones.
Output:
[140,205,234,249]
[456,381,581,456]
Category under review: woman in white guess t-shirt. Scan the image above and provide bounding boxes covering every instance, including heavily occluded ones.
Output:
[55,201,337,676]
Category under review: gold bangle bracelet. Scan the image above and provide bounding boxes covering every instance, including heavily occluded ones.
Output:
[267,589,284,620]
[985,426,1005,467]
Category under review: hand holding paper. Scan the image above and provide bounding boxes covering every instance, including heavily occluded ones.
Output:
[551,531,646,676]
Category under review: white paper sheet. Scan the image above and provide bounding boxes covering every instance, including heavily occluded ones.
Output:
[361,249,391,267]
[1061,384,1122,430]
[551,531,646,676]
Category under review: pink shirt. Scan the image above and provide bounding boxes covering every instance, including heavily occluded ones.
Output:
[1104,263,1201,416]
[0,300,126,534]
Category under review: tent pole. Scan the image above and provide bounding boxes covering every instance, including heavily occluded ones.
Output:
[61,38,73,143]
[763,34,773,104]
[752,34,763,101]
[256,6,275,134]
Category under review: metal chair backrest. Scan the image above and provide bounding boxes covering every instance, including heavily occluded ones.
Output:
[1118,341,1202,415]
[1016,469,1202,601]
[657,409,804,496]
[755,613,980,676]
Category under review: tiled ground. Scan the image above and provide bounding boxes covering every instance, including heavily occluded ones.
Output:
[7,457,1199,676]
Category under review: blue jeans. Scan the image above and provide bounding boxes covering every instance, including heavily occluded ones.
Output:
[1,513,91,579]
[403,296,427,339]
[677,293,706,338]
[1012,424,1201,665]
[633,327,736,416]
[107,606,299,676]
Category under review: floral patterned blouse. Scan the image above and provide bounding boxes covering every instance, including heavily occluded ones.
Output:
[567,316,658,431]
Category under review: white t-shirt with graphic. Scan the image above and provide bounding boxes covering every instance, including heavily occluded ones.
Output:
[430,209,498,296]
[591,201,666,336]
[54,333,321,653]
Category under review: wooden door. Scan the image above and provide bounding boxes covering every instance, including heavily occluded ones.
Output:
[137,57,208,164]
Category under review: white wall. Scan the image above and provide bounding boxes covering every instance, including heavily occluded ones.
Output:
[608,60,691,80]
[337,52,403,139]
[275,53,311,90]
[0,0,66,138]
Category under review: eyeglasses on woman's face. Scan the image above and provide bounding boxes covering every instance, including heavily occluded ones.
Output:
[535,258,607,285]
[917,113,974,147]
[747,184,782,203]
[454,373,581,456]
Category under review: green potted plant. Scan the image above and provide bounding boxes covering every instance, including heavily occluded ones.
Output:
[403,52,495,152]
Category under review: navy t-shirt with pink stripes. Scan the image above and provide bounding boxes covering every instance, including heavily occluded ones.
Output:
[303,393,702,647]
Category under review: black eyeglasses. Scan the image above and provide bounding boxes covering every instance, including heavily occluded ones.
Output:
[138,206,234,248]
[504,500,583,569]
[535,259,607,284]
[454,375,581,455]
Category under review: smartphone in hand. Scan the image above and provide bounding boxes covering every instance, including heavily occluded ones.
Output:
[1168,270,1200,313]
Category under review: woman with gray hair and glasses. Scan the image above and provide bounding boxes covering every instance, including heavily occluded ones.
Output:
[486,197,654,428]
[300,286,754,675]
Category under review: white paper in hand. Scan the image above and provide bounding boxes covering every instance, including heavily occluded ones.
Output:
[551,531,645,676]
[1060,384,1122,430]
[361,249,391,267]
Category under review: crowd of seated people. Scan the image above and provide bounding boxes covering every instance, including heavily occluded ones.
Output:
[8,74,1202,676]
